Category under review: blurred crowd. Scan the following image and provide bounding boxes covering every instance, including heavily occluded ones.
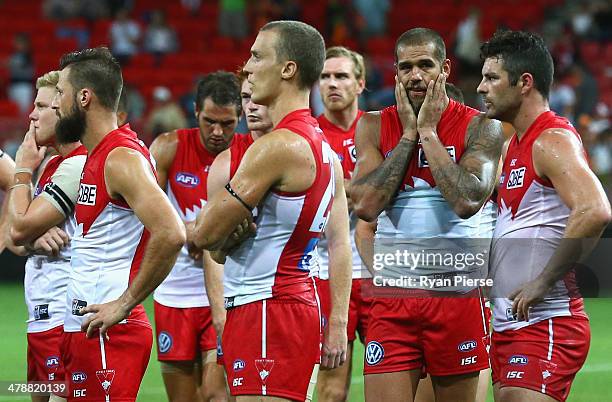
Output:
[1,0,611,181]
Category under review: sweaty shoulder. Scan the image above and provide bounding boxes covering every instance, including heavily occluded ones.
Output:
[465,112,504,146]
[355,111,382,148]
[149,130,179,169]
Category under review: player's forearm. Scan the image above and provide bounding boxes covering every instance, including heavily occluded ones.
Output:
[420,130,491,219]
[352,137,416,222]
[327,241,352,326]
[203,251,226,317]
[538,205,611,287]
[118,228,185,311]
[8,182,37,245]
[355,222,375,276]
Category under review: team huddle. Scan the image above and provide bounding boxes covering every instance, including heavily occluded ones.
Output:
[0,20,609,402]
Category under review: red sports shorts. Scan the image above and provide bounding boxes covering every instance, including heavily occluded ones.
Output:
[316,277,372,343]
[222,295,321,401]
[61,321,152,402]
[491,316,590,402]
[364,288,490,376]
[153,301,216,361]
[27,325,66,396]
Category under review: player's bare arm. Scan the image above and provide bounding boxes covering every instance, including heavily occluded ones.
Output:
[202,148,231,337]
[9,128,66,245]
[148,130,179,189]
[193,129,313,250]
[510,128,611,320]
[321,156,352,369]
[0,149,15,191]
[81,147,186,338]
[418,73,504,218]
[352,77,418,222]
[355,219,377,275]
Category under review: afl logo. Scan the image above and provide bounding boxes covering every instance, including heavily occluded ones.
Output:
[458,340,477,352]
[72,372,87,383]
[46,356,60,369]
[158,332,173,353]
[365,341,384,365]
[175,172,200,188]
[233,359,246,371]
[508,355,529,365]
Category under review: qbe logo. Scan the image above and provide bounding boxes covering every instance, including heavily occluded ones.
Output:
[233,359,246,372]
[506,167,526,189]
[158,331,173,354]
[77,184,97,206]
[365,341,384,366]
[458,340,477,353]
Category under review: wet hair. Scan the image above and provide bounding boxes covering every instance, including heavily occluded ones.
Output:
[59,47,122,111]
[325,46,366,82]
[260,20,325,89]
[195,71,242,116]
[480,30,554,100]
[395,28,446,64]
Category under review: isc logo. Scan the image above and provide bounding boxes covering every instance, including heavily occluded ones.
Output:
[506,167,526,189]
[506,371,524,379]
[232,377,243,387]
[460,356,477,366]
[78,184,97,206]
[175,172,200,188]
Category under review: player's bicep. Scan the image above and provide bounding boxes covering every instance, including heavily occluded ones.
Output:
[325,157,350,247]
[207,150,231,199]
[352,113,383,182]
[149,132,178,189]
[105,148,182,234]
[0,152,15,191]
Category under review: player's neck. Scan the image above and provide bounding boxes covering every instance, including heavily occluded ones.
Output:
[513,96,550,140]
[268,89,310,127]
[82,110,119,152]
[55,141,82,157]
[250,129,269,140]
[324,102,359,131]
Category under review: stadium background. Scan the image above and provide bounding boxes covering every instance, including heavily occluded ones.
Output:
[0,0,610,400]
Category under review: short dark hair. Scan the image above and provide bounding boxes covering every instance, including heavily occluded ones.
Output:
[195,71,242,116]
[59,47,122,111]
[480,30,554,100]
[395,28,446,64]
[261,20,325,89]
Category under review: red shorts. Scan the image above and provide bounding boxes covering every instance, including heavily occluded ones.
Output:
[316,278,372,343]
[153,301,216,361]
[27,325,66,393]
[222,296,321,401]
[491,316,590,402]
[61,321,152,402]
[364,289,490,376]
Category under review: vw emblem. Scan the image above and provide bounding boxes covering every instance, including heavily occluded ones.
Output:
[365,341,384,366]
[158,331,173,354]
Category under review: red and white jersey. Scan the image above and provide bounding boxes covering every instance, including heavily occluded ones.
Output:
[315,112,369,279]
[491,111,587,332]
[229,133,255,179]
[25,145,87,333]
[375,100,497,290]
[224,109,335,307]
[64,125,152,332]
[154,128,219,308]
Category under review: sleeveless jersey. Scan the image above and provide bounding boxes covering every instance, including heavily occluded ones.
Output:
[315,112,369,279]
[229,133,255,179]
[490,111,587,331]
[375,100,497,291]
[25,145,87,333]
[223,109,335,307]
[153,128,220,307]
[64,125,152,332]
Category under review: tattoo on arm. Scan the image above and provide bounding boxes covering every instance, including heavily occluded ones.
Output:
[353,137,417,201]
[429,116,503,213]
